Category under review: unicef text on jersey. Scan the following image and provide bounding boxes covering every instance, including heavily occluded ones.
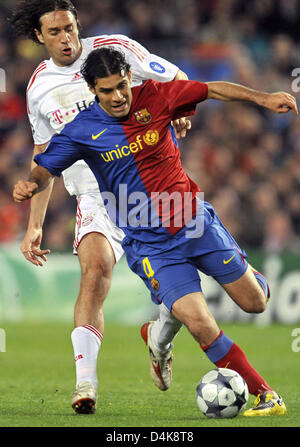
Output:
[102,186,205,238]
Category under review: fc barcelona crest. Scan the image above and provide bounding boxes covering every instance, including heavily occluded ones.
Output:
[134,108,152,125]
[151,277,160,291]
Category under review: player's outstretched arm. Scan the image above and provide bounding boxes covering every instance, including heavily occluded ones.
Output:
[206,81,298,115]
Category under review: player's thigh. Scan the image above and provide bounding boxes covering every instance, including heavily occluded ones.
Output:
[190,215,265,312]
[171,292,220,346]
[196,247,265,313]
[77,232,116,277]
[191,208,248,286]
[74,193,124,263]
[221,264,266,313]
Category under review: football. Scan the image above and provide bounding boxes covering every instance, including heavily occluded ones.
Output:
[196,368,249,418]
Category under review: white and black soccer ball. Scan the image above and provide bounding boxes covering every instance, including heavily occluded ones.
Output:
[196,368,249,418]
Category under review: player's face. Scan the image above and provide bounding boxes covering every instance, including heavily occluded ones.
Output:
[91,71,133,118]
[35,10,82,66]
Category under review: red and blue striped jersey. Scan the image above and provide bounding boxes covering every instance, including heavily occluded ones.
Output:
[34,79,208,242]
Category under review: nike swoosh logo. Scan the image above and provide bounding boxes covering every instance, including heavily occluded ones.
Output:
[223,254,236,264]
[92,129,107,140]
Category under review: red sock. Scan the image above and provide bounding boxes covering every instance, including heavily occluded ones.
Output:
[215,342,272,396]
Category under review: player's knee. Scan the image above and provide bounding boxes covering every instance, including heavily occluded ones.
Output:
[248,300,266,314]
[80,255,113,287]
[253,294,267,313]
[242,289,266,314]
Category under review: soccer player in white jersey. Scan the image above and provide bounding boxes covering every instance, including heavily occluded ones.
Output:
[11,0,190,413]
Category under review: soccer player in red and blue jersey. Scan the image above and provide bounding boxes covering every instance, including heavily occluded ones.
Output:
[11,0,194,415]
[13,47,298,416]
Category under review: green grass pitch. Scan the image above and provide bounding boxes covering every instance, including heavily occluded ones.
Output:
[0,321,299,428]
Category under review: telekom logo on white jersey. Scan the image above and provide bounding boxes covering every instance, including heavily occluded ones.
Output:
[52,109,65,125]
[51,98,95,125]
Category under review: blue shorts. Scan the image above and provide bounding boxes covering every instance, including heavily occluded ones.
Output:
[123,202,248,311]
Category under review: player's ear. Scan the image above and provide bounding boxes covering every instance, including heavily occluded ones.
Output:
[34,28,45,44]
[128,70,132,84]
[89,84,96,96]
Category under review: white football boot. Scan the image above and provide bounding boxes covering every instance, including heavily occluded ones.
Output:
[71,381,97,414]
[141,321,173,391]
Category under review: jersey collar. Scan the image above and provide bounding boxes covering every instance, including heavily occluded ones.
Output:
[91,96,131,123]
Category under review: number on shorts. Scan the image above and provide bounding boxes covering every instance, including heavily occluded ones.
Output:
[142,257,155,278]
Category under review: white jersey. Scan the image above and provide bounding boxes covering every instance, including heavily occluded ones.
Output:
[27,34,178,197]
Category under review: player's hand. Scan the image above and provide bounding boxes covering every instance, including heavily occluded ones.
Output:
[264,92,298,115]
[172,117,192,139]
[21,228,50,267]
[13,180,38,203]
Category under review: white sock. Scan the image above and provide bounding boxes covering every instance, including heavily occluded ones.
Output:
[71,325,102,389]
[151,304,182,353]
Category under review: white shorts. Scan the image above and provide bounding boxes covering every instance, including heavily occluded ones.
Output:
[73,193,125,263]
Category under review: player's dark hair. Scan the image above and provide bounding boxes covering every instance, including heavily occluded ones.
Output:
[81,48,131,87]
[10,0,81,44]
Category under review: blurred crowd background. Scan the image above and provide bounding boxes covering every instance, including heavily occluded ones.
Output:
[0,0,300,254]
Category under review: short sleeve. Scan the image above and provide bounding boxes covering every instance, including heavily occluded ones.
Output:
[34,133,82,177]
[132,49,179,84]
[27,92,54,145]
[155,80,208,120]
[91,34,178,85]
